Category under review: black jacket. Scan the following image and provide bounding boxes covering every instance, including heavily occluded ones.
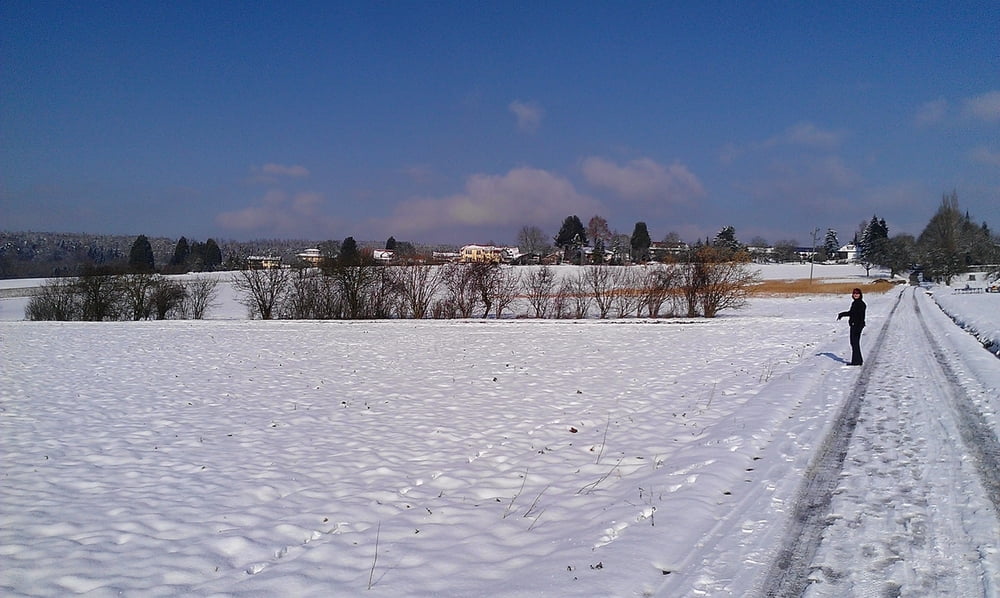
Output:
[838,297,866,328]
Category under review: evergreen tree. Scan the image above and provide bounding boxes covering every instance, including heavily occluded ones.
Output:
[630,222,651,263]
[386,236,397,251]
[824,229,840,257]
[203,239,222,269]
[858,215,888,276]
[340,236,360,265]
[554,215,587,249]
[554,215,587,263]
[591,238,606,264]
[170,236,190,267]
[712,225,742,255]
[917,191,998,283]
[128,235,155,273]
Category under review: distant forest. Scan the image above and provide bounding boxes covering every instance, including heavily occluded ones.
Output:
[0,231,411,279]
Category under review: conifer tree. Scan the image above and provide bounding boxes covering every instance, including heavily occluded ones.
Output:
[170,237,190,267]
[630,222,652,263]
[128,235,155,273]
[554,216,587,263]
[340,236,360,265]
[824,229,840,257]
[203,239,222,269]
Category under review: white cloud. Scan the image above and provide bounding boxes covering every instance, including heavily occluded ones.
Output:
[216,190,334,237]
[248,163,310,184]
[385,167,601,236]
[760,122,845,150]
[581,157,705,202]
[508,100,544,133]
[915,99,948,126]
[963,90,1000,123]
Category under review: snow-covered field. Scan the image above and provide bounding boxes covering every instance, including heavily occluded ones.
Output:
[2,264,998,596]
[932,290,1000,357]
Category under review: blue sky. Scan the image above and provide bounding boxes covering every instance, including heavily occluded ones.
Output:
[2,2,998,246]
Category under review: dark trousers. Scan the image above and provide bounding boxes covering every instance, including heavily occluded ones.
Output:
[849,325,863,365]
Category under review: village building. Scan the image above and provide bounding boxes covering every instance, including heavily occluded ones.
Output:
[835,243,859,262]
[459,245,520,264]
[650,241,690,261]
[296,248,325,267]
[246,255,281,269]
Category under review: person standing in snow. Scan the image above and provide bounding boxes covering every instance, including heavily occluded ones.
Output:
[837,288,866,365]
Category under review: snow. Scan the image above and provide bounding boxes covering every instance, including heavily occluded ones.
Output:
[2,265,999,597]
[931,288,1000,357]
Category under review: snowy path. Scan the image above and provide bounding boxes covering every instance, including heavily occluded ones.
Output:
[770,287,1000,597]
[654,287,1000,597]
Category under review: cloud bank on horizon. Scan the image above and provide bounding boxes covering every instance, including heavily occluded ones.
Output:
[2,3,998,246]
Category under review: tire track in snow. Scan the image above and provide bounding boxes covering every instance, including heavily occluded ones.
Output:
[913,289,1000,516]
[760,287,1000,597]
[757,289,904,598]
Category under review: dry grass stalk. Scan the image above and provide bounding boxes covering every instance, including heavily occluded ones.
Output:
[752,279,898,296]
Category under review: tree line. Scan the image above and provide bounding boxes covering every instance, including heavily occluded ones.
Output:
[860,191,999,284]
[25,267,220,321]
[232,245,759,321]
[15,190,999,322]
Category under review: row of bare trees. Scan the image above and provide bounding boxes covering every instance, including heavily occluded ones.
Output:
[233,249,759,320]
[26,270,220,321]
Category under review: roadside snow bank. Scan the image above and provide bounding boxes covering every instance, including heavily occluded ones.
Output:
[930,287,1000,357]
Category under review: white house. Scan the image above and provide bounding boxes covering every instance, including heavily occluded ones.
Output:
[836,243,858,262]
[296,248,324,266]
[247,255,281,269]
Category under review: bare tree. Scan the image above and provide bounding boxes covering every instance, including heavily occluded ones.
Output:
[326,260,381,319]
[75,267,123,321]
[585,265,616,319]
[367,266,401,319]
[587,215,613,250]
[470,263,499,318]
[119,272,158,320]
[441,263,480,318]
[397,264,443,319]
[149,278,187,320]
[551,282,572,319]
[640,264,680,317]
[25,278,80,321]
[680,260,706,317]
[432,297,459,319]
[681,247,759,318]
[524,265,556,318]
[517,225,551,256]
[182,275,219,319]
[563,271,592,319]
[612,268,643,318]
[280,268,325,319]
[487,266,520,319]
[700,259,759,317]
[233,267,290,320]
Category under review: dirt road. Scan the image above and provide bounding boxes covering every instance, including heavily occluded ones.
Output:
[763,287,1000,597]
